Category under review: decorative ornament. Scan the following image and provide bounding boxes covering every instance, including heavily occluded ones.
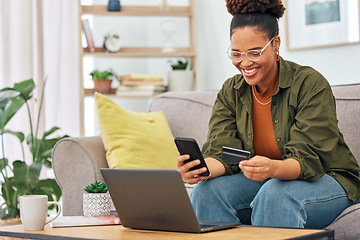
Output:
[103,33,121,53]
[108,0,121,11]
[161,20,177,52]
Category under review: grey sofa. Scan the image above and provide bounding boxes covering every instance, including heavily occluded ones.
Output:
[52,84,360,239]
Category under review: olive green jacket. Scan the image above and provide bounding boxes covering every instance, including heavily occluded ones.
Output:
[202,57,360,201]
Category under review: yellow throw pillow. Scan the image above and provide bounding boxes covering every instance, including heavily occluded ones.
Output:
[95,92,178,170]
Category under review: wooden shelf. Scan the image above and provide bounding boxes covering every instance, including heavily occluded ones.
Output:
[79,0,197,135]
[83,47,196,57]
[82,5,192,16]
[84,88,162,98]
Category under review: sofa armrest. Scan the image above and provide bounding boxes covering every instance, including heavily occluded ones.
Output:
[52,136,108,216]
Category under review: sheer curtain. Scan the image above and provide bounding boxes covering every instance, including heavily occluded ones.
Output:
[0,0,80,162]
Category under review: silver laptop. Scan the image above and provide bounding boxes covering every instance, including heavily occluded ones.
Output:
[101,168,240,233]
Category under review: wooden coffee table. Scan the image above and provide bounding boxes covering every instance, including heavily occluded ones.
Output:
[0,224,334,240]
[0,224,333,240]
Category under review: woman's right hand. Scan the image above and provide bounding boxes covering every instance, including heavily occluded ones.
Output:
[177,154,209,184]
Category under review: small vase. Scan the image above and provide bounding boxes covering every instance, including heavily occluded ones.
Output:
[167,70,194,91]
[83,192,111,216]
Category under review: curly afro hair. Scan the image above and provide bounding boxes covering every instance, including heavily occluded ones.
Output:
[226,0,285,19]
[227,0,285,39]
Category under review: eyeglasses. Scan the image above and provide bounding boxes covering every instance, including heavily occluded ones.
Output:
[227,36,275,62]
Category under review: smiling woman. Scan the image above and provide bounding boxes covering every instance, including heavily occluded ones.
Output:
[176,0,360,230]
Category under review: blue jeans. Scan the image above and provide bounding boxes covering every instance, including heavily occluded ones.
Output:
[190,173,359,228]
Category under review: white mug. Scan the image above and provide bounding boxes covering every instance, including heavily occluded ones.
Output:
[19,195,61,231]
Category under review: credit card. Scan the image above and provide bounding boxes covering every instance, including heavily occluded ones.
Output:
[222,146,250,164]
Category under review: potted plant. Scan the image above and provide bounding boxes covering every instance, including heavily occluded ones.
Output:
[89,69,118,94]
[0,79,68,223]
[167,58,194,91]
[83,181,111,216]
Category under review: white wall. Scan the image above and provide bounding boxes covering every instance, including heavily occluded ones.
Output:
[194,1,360,90]
[194,1,236,90]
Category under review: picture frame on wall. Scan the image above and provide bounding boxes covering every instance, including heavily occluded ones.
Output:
[285,0,360,51]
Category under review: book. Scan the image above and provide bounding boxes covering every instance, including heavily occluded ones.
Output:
[82,19,96,53]
[116,85,166,96]
[120,74,164,86]
[121,79,165,86]
[50,215,121,228]
[120,74,163,81]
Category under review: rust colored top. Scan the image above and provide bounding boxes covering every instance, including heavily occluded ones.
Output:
[252,78,283,160]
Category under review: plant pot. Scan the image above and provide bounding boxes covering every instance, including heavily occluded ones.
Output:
[83,192,111,216]
[0,217,21,226]
[93,79,113,94]
[167,70,194,91]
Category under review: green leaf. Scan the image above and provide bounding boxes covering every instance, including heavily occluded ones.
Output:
[1,178,19,218]
[0,158,8,171]
[13,79,35,101]
[43,127,60,138]
[90,69,118,80]
[0,90,20,110]
[43,159,52,168]
[0,96,25,131]
[37,179,62,203]
[84,181,108,193]
[12,161,42,196]
[170,59,189,70]
[12,161,30,195]
[4,129,25,143]
[28,162,42,181]
[0,80,34,130]
[0,207,7,220]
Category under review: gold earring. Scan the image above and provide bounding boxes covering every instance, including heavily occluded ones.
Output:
[276,50,279,61]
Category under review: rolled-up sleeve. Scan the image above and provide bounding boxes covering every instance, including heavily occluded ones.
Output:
[202,78,245,175]
[283,74,339,182]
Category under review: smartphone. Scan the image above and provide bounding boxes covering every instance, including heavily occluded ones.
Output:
[174,137,210,177]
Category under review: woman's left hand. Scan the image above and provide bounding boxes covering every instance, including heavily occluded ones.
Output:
[239,156,275,181]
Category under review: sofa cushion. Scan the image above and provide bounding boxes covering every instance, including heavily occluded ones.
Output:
[332,83,360,165]
[95,93,178,170]
[326,203,360,240]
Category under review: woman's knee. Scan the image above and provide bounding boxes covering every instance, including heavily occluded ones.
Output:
[251,179,301,216]
[251,179,306,227]
[251,176,351,228]
[191,176,234,202]
[252,179,291,206]
[190,181,210,202]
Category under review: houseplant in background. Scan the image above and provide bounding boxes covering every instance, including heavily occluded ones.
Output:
[0,79,68,223]
[83,181,111,216]
[89,69,118,94]
[167,58,194,91]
